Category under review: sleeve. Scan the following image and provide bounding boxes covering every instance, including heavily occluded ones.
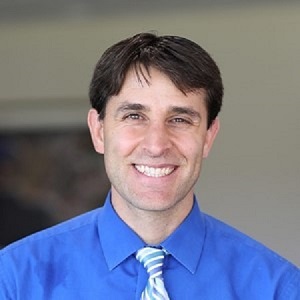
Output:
[0,252,15,300]
[276,265,300,300]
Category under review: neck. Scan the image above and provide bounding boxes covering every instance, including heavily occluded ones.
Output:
[111,194,193,245]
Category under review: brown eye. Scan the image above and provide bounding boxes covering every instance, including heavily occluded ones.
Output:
[173,118,185,123]
[171,117,191,124]
[123,113,145,122]
[125,114,141,120]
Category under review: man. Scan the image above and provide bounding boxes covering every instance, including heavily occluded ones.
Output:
[0,33,299,299]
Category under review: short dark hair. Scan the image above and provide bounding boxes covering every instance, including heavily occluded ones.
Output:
[89,32,223,128]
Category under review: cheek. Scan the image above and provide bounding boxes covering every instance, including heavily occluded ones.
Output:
[105,127,141,155]
[176,137,205,164]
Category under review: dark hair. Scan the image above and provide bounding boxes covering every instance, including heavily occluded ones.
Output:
[89,32,223,128]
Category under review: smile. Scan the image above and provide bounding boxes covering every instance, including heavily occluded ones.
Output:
[134,165,175,177]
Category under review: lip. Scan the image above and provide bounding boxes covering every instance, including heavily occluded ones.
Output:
[133,164,177,178]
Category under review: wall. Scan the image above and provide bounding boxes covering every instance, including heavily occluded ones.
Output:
[0,3,299,265]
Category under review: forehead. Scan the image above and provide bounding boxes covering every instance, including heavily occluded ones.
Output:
[115,67,207,108]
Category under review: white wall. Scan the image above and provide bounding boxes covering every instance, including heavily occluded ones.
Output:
[0,3,299,265]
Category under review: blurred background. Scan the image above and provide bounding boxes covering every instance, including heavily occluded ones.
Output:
[0,0,299,265]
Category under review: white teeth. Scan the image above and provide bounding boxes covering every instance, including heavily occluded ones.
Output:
[135,165,175,177]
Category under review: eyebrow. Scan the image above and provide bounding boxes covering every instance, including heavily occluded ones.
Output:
[114,102,201,119]
[115,102,149,117]
[170,106,201,120]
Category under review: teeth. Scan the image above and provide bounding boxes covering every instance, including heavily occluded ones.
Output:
[135,165,175,177]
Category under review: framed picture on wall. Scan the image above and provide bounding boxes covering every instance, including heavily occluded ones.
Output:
[0,99,110,246]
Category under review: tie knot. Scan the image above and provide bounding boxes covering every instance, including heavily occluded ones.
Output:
[136,247,167,278]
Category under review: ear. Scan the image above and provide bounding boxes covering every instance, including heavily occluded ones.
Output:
[87,109,105,154]
[203,118,220,158]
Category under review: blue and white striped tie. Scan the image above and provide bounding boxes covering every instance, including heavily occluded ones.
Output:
[136,247,170,300]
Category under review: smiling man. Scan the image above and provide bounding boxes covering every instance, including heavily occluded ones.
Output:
[0,33,299,299]
[88,67,219,246]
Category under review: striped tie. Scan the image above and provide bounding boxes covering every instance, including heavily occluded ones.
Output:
[136,247,170,300]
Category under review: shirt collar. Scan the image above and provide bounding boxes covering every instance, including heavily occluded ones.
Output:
[161,197,206,274]
[98,193,206,274]
[97,192,145,271]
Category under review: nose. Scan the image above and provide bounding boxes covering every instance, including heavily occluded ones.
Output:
[141,123,172,157]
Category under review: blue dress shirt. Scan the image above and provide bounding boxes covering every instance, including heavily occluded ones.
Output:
[0,193,299,299]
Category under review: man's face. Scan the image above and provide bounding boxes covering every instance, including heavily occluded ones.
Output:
[88,67,219,217]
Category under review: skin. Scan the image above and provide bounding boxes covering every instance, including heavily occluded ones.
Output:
[88,67,219,244]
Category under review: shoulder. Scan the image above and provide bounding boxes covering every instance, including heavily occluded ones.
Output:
[0,207,103,259]
[202,213,300,298]
[203,212,296,266]
[0,207,106,298]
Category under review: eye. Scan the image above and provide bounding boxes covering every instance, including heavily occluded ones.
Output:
[170,117,191,124]
[173,117,186,123]
[123,113,145,122]
[126,113,141,120]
